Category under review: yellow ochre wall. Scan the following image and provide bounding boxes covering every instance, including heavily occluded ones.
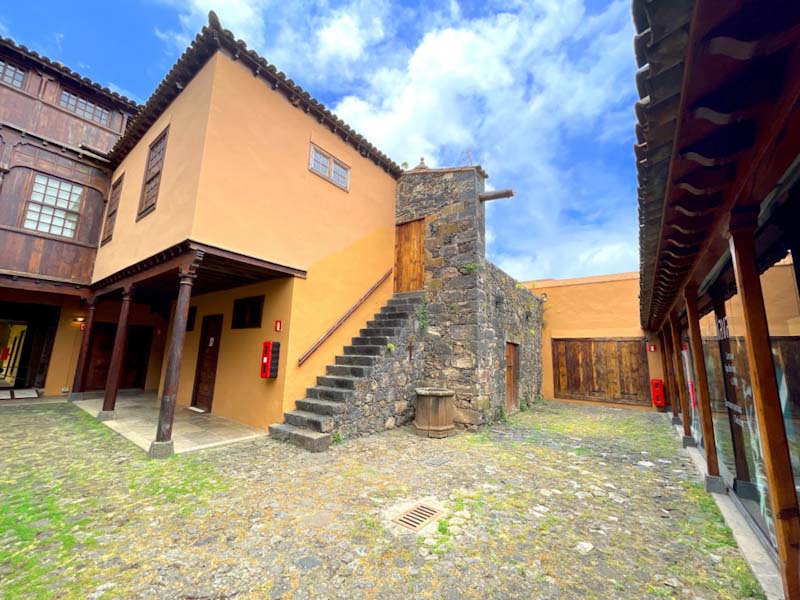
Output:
[185,51,397,424]
[91,57,217,282]
[525,272,663,403]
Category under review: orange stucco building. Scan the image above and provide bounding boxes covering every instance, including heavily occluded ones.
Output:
[0,13,402,454]
[524,272,664,407]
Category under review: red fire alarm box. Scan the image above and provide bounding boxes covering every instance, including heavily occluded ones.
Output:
[651,379,665,407]
[0,347,8,361]
[260,341,281,379]
[648,343,657,352]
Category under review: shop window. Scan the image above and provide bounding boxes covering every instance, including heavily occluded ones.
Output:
[679,332,703,447]
[232,295,264,329]
[760,250,800,509]
[22,173,83,239]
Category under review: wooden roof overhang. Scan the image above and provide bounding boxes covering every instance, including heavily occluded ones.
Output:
[635,0,800,331]
[91,240,306,303]
[107,11,403,178]
[0,36,140,113]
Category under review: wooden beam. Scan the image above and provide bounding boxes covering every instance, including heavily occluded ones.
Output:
[478,189,514,202]
[684,284,723,490]
[69,297,96,397]
[98,286,133,420]
[669,313,695,446]
[729,209,800,597]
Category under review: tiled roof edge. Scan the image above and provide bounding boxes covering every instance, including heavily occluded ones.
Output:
[0,35,140,111]
[107,11,403,177]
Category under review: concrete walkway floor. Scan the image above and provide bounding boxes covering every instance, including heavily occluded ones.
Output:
[72,392,266,454]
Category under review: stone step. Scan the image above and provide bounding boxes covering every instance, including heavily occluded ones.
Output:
[335,354,378,366]
[366,319,405,329]
[360,327,400,337]
[383,303,419,313]
[352,335,389,346]
[343,345,383,356]
[326,364,371,377]
[307,386,353,401]
[316,375,358,390]
[388,296,424,307]
[296,398,346,415]
[268,423,331,452]
[392,291,425,300]
[375,311,411,321]
[379,308,412,318]
[284,410,334,433]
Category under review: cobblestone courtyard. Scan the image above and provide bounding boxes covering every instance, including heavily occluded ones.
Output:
[1,401,764,599]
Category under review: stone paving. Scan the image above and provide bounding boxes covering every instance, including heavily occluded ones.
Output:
[1,400,765,599]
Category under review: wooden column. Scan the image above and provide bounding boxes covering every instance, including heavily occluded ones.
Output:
[149,265,197,458]
[659,327,679,423]
[669,314,695,446]
[729,210,800,597]
[69,297,96,398]
[98,286,133,420]
[684,285,724,492]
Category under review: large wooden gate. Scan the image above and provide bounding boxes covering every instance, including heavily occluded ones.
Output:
[552,338,649,405]
[394,219,425,293]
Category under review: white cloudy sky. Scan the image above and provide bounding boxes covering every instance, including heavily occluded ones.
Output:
[3,0,640,282]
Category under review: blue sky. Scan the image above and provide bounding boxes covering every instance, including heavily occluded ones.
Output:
[0,0,639,282]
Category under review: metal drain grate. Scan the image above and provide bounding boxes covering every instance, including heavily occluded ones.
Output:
[392,503,443,532]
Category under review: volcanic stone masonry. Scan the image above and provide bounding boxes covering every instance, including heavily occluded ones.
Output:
[395,164,543,427]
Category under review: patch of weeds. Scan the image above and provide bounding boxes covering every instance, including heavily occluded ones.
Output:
[466,430,491,444]
[386,342,396,352]
[331,432,343,445]
[572,446,593,456]
[732,561,766,599]
[415,301,430,334]
[361,515,384,535]
[461,262,479,275]
[644,584,674,598]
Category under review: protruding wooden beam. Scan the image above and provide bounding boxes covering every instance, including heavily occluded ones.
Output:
[729,209,800,597]
[669,313,694,446]
[478,189,514,202]
[684,284,724,492]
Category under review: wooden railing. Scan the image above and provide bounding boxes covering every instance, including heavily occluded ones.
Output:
[297,268,393,366]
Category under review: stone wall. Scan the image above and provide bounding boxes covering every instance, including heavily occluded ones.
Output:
[337,303,425,438]
[396,165,542,428]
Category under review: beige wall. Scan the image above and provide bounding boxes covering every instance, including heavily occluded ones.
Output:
[91,57,217,281]
[526,272,663,402]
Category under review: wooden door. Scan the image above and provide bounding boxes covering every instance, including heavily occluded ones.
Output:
[394,219,425,292]
[191,314,223,412]
[85,323,153,391]
[552,338,649,405]
[505,342,519,413]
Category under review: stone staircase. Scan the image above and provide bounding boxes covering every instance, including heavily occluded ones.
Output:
[269,291,424,451]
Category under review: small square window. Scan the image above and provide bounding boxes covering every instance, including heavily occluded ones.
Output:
[232,296,264,329]
[309,144,350,191]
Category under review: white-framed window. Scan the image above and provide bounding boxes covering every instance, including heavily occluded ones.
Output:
[308,144,350,191]
[23,173,83,239]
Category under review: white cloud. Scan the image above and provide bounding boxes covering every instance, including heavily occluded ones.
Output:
[153,0,639,280]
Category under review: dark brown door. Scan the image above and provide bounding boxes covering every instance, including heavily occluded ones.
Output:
[85,323,153,391]
[394,219,425,292]
[552,338,649,405]
[192,314,223,412]
[506,342,519,413]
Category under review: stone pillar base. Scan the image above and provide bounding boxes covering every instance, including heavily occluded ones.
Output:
[68,392,84,401]
[682,435,696,448]
[671,415,682,426]
[96,410,116,422]
[704,475,727,494]
[148,440,174,459]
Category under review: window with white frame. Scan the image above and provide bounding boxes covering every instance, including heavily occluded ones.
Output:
[309,144,350,190]
[23,173,83,239]
[0,59,25,89]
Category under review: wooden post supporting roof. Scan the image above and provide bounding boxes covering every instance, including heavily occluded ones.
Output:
[69,297,96,398]
[658,328,679,424]
[98,286,133,421]
[729,210,800,596]
[149,257,201,459]
[684,285,724,493]
[669,314,695,447]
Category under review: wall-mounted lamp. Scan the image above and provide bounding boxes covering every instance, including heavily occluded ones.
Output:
[73,316,86,323]
[541,293,548,302]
